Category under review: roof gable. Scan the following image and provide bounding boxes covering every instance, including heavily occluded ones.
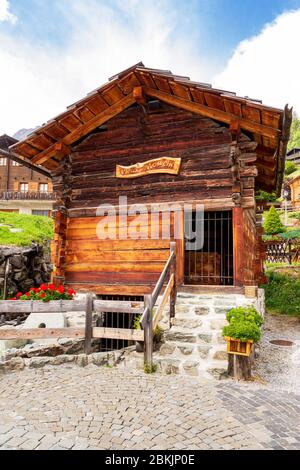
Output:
[10,63,292,194]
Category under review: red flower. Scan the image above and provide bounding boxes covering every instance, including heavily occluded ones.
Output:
[48,284,55,291]
[40,284,48,291]
[67,288,76,296]
[10,297,17,301]
[30,288,36,292]
[40,293,46,298]
[26,292,31,297]
[58,286,65,294]
[17,292,23,298]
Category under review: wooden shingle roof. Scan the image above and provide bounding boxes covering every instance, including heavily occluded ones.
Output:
[10,62,292,194]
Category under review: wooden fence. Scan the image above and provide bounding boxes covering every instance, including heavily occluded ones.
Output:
[0,243,177,367]
[264,238,300,264]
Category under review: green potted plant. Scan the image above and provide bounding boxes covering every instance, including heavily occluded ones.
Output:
[223,306,263,357]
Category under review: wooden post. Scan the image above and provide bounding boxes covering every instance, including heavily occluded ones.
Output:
[232,207,244,287]
[170,242,177,319]
[144,294,153,367]
[3,258,10,300]
[84,293,93,355]
[228,351,253,381]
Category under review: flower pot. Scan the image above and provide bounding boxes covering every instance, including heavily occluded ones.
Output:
[224,337,253,357]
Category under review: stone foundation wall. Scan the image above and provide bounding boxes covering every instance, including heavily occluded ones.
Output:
[0,244,52,299]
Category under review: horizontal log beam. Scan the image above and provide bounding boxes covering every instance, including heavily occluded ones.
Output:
[0,328,85,340]
[143,87,280,140]
[92,327,144,341]
[31,93,136,166]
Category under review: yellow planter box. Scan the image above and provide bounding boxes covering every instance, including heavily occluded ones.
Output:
[224,337,254,357]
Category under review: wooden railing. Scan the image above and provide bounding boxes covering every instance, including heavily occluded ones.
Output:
[140,242,177,367]
[0,297,144,355]
[0,243,177,367]
[0,191,56,201]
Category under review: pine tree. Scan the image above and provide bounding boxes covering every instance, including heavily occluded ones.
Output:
[263,206,284,235]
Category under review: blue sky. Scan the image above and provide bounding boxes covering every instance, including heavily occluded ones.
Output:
[1,0,300,134]
[4,0,300,64]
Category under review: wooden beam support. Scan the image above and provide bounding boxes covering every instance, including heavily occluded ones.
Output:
[31,93,136,166]
[0,148,52,178]
[229,120,241,140]
[233,207,244,287]
[133,86,147,106]
[143,86,280,140]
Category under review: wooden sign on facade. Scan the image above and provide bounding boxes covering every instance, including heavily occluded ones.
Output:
[116,157,181,179]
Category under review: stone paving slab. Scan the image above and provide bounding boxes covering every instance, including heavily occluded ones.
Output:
[0,365,299,450]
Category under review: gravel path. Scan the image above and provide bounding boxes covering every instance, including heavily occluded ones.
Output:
[253,313,300,394]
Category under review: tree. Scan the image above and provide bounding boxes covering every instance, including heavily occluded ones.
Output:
[288,115,300,151]
[263,206,285,235]
[285,161,298,176]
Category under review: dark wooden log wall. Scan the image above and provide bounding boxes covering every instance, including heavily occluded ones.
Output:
[52,102,259,294]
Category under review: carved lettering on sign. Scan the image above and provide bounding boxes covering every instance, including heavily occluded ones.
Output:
[116,157,181,179]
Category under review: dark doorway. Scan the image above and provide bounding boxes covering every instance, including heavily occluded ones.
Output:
[184,210,233,285]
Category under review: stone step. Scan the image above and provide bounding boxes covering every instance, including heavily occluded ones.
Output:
[164,329,213,345]
[154,357,228,379]
[171,317,203,329]
[157,341,211,359]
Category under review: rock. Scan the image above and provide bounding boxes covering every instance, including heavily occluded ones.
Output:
[178,345,194,356]
[197,333,212,344]
[64,340,85,354]
[195,307,210,316]
[215,308,232,315]
[175,305,190,315]
[9,255,24,270]
[159,343,176,356]
[213,350,228,361]
[164,331,197,343]
[183,360,199,376]
[28,357,51,368]
[172,318,202,329]
[208,368,228,380]
[0,357,25,372]
[91,353,110,366]
[76,354,88,368]
[159,359,180,375]
[197,345,211,359]
[24,345,65,358]
[50,355,75,365]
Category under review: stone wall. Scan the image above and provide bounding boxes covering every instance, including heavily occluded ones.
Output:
[0,244,52,299]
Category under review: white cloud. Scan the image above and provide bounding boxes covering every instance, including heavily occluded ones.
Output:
[0,0,17,24]
[0,0,217,136]
[214,9,300,113]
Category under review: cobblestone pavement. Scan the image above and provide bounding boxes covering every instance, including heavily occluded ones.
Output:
[1,365,300,450]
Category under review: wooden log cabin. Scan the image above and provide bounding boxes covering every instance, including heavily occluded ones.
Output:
[10,63,292,297]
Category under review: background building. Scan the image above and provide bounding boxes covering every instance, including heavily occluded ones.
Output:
[286,148,300,165]
[0,134,54,215]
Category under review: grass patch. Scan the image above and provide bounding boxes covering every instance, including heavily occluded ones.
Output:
[0,212,54,246]
[263,269,300,317]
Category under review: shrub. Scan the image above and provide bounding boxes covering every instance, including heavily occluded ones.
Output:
[223,306,263,343]
[10,284,76,302]
[223,321,262,343]
[255,190,277,202]
[226,306,264,327]
[263,206,285,235]
[264,271,300,316]
[285,161,298,176]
